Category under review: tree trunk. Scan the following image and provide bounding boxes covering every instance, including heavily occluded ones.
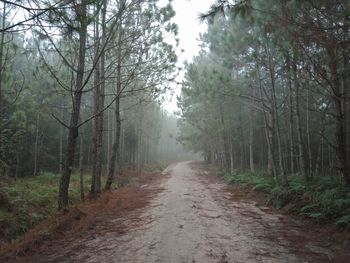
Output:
[91,1,106,196]
[219,103,230,171]
[256,61,277,178]
[306,88,312,177]
[238,105,246,170]
[249,86,255,172]
[265,109,277,179]
[105,26,122,190]
[293,53,307,182]
[79,125,84,200]
[58,4,87,209]
[329,48,350,184]
[315,114,327,175]
[33,112,40,176]
[59,105,64,173]
[286,55,295,175]
[268,50,287,185]
[91,6,101,196]
[0,2,6,174]
[107,108,111,170]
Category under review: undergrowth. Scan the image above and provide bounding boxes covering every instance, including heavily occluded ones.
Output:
[143,163,165,174]
[222,171,350,228]
[0,173,95,243]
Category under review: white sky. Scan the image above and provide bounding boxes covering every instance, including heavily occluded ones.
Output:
[162,0,213,113]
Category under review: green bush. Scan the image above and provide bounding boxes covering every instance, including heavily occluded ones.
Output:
[222,170,350,226]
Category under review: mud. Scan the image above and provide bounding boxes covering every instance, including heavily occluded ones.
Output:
[5,161,350,262]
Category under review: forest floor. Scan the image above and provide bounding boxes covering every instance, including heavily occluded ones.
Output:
[1,161,350,262]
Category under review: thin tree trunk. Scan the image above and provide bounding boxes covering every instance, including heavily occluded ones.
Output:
[249,86,255,172]
[293,53,307,182]
[315,122,326,175]
[33,112,40,176]
[0,2,6,174]
[59,105,64,173]
[107,108,111,170]
[238,105,246,170]
[58,3,87,209]
[268,50,287,185]
[306,88,312,177]
[105,25,122,190]
[91,6,101,196]
[79,125,84,200]
[219,103,229,170]
[265,109,277,179]
[256,61,277,178]
[329,48,350,184]
[287,55,295,175]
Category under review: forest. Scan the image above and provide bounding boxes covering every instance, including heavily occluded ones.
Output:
[178,0,350,224]
[1,0,350,261]
[0,0,194,241]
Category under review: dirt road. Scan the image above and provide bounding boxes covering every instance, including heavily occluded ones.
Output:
[26,161,348,262]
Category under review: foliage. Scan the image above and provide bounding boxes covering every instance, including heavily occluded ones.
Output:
[223,171,350,226]
[0,172,96,242]
[178,0,350,188]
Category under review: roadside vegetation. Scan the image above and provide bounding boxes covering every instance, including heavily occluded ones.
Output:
[221,171,350,228]
[0,162,170,244]
[0,160,174,244]
[0,173,96,243]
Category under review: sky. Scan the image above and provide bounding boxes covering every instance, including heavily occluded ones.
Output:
[161,0,213,113]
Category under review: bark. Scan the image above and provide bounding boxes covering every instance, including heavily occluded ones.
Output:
[107,108,111,170]
[91,5,102,196]
[0,2,6,173]
[306,88,312,176]
[256,61,276,178]
[58,3,87,209]
[293,54,307,182]
[286,56,295,175]
[219,103,230,171]
[96,0,106,191]
[265,108,277,179]
[79,126,84,200]
[238,106,246,170]
[268,49,287,185]
[105,26,122,190]
[59,106,64,173]
[249,86,255,172]
[315,109,328,175]
[33,112,40,176]
[329,47,350,184]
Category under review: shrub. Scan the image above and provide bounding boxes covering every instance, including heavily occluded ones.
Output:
[221,170,350,226]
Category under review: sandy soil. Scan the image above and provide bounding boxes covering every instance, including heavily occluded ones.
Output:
[10,161,350,263]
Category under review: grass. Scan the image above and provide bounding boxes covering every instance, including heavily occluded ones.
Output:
[143,163,165,174]
[0,172,97,243]
[221,170,350,228]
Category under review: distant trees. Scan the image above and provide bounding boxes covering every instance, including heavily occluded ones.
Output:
[0,0,180,209]
[179,0,350,186]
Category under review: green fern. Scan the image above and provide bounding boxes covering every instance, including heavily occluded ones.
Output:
[300,204,319,212]
[335,214,350,228]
